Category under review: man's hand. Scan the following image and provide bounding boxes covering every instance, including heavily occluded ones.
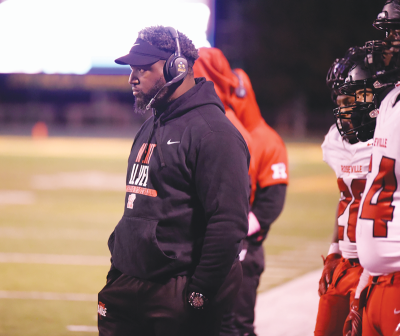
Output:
[318,253,341,296]
[343,299,362,336]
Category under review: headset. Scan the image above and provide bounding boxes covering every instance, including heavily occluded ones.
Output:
[146,27,188,110]
[164,27,189,82]
[232,70,247,98]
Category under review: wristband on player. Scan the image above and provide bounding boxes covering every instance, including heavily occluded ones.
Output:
[327,243,341,256]
[247,211,261,236]
[355,269,370,299]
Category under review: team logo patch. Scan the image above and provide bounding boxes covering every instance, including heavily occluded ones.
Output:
[127,143,158,197]
[98,301,107,318]
[127,193,136,209]
[177,62,186,73]
[271,163,287,179]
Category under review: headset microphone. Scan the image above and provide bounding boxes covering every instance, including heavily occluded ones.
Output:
[145,73,186,110]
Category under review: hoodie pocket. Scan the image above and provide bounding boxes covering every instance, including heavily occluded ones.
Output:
[111,216,177,279]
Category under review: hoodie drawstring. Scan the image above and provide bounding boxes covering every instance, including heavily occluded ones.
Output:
[155,117,166,168]
[140,122,155,163]
[141,116,166,168]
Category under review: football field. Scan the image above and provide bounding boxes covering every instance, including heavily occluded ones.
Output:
[0,136,338,335]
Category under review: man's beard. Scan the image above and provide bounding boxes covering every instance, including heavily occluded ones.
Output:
[134,77,172,115]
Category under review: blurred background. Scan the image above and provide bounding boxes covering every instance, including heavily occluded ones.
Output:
[0,0,385,139]
[0,0,387,335]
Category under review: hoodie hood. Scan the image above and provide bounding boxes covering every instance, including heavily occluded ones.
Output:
[193,47,238,111]
[192,48,262,132]
[156,77,225,123]
[230,68,263,132]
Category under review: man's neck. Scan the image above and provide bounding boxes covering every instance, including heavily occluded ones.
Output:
[167,76,196,103]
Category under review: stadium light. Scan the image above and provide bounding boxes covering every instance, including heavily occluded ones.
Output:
[0,0,212,74]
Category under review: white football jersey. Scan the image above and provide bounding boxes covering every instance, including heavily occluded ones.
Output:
[357,85,400,276]
[322,125,373,259]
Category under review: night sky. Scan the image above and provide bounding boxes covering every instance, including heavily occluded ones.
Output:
[214,0,385,131]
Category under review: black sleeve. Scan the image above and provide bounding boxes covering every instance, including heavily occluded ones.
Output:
[250,183,287,240]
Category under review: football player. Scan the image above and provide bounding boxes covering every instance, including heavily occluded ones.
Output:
[315,44,385,336]
[355,22,400,336]
[343,6,400,335]
[374,0,400,52]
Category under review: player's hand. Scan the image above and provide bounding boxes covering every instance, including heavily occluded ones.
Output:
[318,253,341,296]
[343,299,362,336]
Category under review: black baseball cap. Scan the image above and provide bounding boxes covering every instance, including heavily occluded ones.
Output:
[115,38,172,66]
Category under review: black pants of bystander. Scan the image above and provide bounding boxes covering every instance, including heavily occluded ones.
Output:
[220,243,264,336]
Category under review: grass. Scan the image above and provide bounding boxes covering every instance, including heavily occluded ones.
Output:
[0,136,339,335]
[0,300,97,336]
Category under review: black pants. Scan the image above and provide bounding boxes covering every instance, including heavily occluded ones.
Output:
[220,243,264,336]
[98,261,242,336]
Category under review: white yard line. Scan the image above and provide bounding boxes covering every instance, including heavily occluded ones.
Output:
[0,191,35,204]
[67,325,98,332]
[31,171,125,191]
[0,290,97,301]
[0,226,109,241]
[0,252,110,265]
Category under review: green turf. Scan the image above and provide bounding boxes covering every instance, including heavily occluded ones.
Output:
[0,300,98,336]
[0,136,340,335]
[0,237,109,255]
[0,264,107,293]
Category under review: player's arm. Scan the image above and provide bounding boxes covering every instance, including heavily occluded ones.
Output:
[318,205,342,296]
[249,184,286,238]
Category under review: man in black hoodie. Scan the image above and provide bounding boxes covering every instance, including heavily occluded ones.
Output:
[97,26,250,336]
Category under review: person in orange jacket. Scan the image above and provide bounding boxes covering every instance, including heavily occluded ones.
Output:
[194,47,288,336]
[193,47,256,184]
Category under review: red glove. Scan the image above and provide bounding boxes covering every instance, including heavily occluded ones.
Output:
[318,253,342,296]
[343,299,362,336]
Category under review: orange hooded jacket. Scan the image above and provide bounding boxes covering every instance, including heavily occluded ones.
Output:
[193,47,256,191]
[193,48,288,204]
[230,68,289,201]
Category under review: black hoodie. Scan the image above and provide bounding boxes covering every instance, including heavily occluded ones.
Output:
[108,78,250,298]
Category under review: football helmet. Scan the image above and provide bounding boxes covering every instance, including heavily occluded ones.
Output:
[326,46,360,103]
[334,42,388,143]
[373,0,400,31]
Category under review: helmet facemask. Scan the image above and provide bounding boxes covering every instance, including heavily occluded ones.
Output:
[373,0,400,31]
[335,50,380,143]
[334,99,377,144]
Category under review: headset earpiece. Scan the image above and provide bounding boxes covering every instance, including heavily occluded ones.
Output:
[164,54,188,82]
[163,27,188,83]
[145,28,188,110]
[232,70,247,98]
